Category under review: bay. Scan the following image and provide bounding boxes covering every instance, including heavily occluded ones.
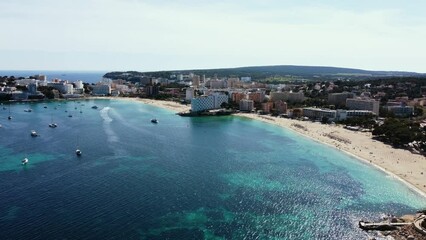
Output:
[0,99,424,239]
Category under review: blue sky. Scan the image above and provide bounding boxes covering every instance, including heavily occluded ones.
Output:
[0,0,425,72]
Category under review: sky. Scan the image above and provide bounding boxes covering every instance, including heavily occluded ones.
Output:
[0,0,425,72]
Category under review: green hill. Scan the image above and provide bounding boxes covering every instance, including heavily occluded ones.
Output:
[104,65,424,82]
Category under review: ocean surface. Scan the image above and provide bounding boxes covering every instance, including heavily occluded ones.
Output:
[0,70,105,84]
[0,99,425,240]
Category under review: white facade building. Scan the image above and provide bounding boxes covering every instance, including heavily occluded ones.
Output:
[191,93,228,112]
[28,83,38,94]
[270,91,305,103]
[209,80,225,89]
[115,84,130,93]
[15,79,37,86]
[386,105,414,117]
[47,81,74,94]
[303,108,374,121]
[92,84,111,96]
[74,80,84,89]
[239,99,254,112]
[240,77,252,82]
[185,87,195,101]
[303,108,337,121]
[346,98,380,115]
[177,74,184,81]
[328,92,354,106]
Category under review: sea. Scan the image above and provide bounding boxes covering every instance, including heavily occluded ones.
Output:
[0,99,425,240]
[0,70,105,84]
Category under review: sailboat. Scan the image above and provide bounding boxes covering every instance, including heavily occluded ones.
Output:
[7,102,12,120]
[75,138,82,156]
[49,114,58,128]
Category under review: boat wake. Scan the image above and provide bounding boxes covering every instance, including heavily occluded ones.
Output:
[100,107,118,143]
[99,107,113,123]
[99,107,128,157]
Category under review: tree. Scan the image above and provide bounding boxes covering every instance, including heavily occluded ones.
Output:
[83,83,92,94]
[414,106,424,117]
[37,86,55,99]
[372,118,425,147]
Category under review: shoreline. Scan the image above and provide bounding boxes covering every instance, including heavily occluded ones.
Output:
[98,97,426,198]
[236,113,426,199]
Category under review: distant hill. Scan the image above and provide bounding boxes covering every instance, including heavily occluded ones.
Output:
[104,65,424,82]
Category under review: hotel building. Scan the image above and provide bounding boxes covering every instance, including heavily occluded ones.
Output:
[239,99,254,112]
[328,92,354,106]
[270,91,305,103]
[346,98,380,115]
[191,93,228,112]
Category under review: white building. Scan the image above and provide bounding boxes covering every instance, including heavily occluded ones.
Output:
[11,91,28,100]
[270,91,305,103]
[303,108,337,121]
[328,92,354,106]
[337,110,374,120]
[208,80,225,89]
[92,84,111,96]
[185,87,195,101]
[239,99,254,112]
[34,74,47,81]
[386,105,414,117]
[191,93,228,112]
[47,81,74,94]
[15,78,37,86]
[74,80,84,89]
[177,74,184,81]
[192,75,200,87]
[346,98,380,115]
[303,108,375,121]
[28,83,38,94]
[115,84,130,93]
[226,78,240,88]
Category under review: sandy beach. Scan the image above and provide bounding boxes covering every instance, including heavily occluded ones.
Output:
[111,97,426,197]
[135,98,191,113]
[235,113,426,198]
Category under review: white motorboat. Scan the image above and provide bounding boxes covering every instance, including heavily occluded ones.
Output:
[76,149,82,156]
[30,130,38,137]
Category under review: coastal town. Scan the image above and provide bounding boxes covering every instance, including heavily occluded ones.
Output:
[3,0,426,239]
[1,72,425,151]
[2,71,426,239]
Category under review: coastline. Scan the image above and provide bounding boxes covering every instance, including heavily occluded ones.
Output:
[236,113,426,199]
[103,97,426,198]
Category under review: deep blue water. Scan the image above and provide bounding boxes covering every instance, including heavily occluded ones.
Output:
[0,70,105,84]
[0,99,425,239]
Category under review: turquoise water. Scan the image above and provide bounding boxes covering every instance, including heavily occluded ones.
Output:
[0,99,424,239]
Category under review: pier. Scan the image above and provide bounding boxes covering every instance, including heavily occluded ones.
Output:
[413,215,426,235]
[359,221,412,231]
